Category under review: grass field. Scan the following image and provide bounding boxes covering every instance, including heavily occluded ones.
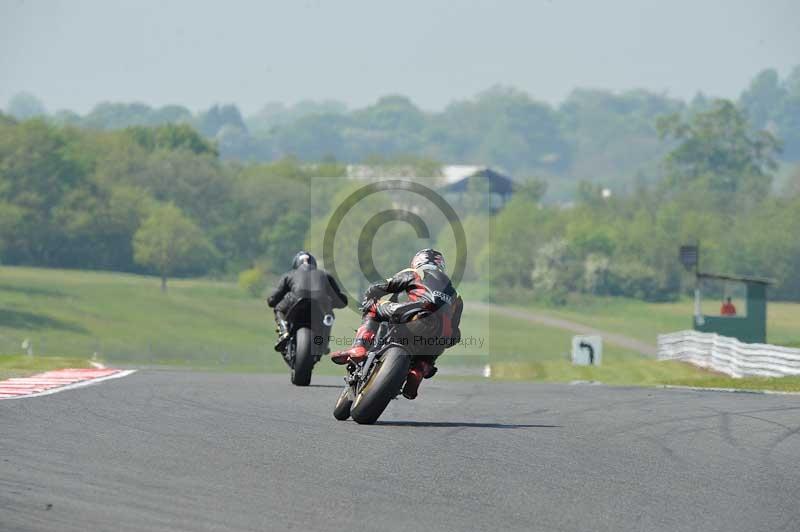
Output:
[0,266,288,372]
[1,266,798,390]
[0,266,644,374]
[512,296,800,348]
[0,354,92,380]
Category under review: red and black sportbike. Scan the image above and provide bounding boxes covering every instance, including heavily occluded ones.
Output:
[333,305,434,424]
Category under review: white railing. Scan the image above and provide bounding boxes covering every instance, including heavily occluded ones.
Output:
[657,330,800,378]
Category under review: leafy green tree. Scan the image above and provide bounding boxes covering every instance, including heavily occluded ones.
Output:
[229,159,315,271]
[0,201,24,260]
[124,150,233,257]
[78,102,193,130]
[0,118,86,264]
[360,154,442,179]
[530,238,579,304]
[355,95,425,132]
[432,86,570,174]
[739,69,785,128]
[246,100,348,134]
[238,267,268,298]
[349,95,427,156]
[124,124,217,156]
[657,100,780,197]
[723,196,800,300]
[560,89,683,192]
[688,92,714,115]
[435,214,490,283]
[83,102,154,129]
[785,165,800,196]
[515,179,548,203]
[485,193,561,289]
[195,104,247,138]
[151,104,192,124]
[274,113,350,161]
[50,109,82,126]
[133,203,215,292]
[7,92,46,120]
[260,212,310,270]
[777,66,800,161]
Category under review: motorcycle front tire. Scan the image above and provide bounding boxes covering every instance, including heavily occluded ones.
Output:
[333,386,354,420]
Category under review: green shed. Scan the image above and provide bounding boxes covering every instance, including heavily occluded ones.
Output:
[693,272,772,344]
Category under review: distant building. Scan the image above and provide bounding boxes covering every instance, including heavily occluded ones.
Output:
[439,166,516,213]
[441,165,486,184]
[344,163,516,213]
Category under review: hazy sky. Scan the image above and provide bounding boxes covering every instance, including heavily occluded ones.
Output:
[2,0,798,114]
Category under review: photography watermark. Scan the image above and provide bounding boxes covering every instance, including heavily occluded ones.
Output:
[314,334,485,350]
[321,179,467,313]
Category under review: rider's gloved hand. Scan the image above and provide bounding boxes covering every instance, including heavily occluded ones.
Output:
[359,296,378,314]
[363,284,380,299]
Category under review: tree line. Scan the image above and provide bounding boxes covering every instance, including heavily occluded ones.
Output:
[1,94,798,301]
[6,66,800,201]
[462,100,800,302]
[0,116,344,289]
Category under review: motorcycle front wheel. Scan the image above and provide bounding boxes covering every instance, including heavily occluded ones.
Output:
[333,386,354,420]
[350,347,410,425]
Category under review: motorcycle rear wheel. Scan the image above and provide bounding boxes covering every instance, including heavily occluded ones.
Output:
[290,327,315,386]
[350,347,410,425]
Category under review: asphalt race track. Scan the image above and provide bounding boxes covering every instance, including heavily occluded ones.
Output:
[2,370,799,532]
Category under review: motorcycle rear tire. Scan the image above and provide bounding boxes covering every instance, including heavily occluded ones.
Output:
[290,327,314,386]
[350,347,410,425]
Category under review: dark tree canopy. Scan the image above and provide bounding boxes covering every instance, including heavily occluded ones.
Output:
[657,100,780,195]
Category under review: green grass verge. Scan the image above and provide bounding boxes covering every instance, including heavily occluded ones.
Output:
[0,354,92,380]
[0,266,284,371]
[1,266,798,391]
[489,360,800,392]
[508,295,800,348]
[660,375,800,392]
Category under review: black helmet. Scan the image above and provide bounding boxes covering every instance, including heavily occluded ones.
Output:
[292,251,317,269]
[411,248,445,272]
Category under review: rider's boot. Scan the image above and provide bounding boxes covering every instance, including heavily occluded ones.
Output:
[331,323,375,365]
[330,344,367,365]
[402,360,436,400]
[274,319,290,352]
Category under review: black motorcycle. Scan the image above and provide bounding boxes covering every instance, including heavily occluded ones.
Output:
[281,298,334,386]
[333,307,433,424]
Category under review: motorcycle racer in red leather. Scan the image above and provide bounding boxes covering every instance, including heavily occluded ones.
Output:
[330,248,463,400]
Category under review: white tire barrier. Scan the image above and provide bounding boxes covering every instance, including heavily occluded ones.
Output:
[657,330,800,378]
